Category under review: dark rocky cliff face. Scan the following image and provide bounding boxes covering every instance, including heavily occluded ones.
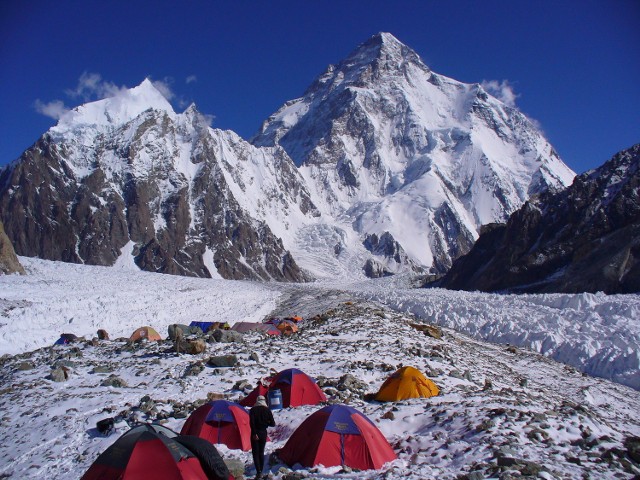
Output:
[0,220,25,275]
[432,144,640,293]
[0,115,306,281]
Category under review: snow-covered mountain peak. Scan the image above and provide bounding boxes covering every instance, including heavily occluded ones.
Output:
[50,78,175,136]
[319,32,429,92]
[252,33,576,276]
[344,32,426,70]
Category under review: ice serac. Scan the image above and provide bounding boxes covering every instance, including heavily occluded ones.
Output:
[434,143,640,293]
[0,80,308,281]
[253,32,575,275]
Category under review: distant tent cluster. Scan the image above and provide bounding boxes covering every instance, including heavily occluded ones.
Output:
[230,316,303,337]
[55,315,304,347]
[267,316,302,335]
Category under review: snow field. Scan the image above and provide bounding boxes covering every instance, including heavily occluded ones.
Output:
[0,258,639,479]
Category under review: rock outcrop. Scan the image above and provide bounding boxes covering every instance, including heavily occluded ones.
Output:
[0,220,25,275]
[433,143,640,293]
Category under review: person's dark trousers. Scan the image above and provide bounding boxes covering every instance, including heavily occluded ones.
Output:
[251,430,268,476]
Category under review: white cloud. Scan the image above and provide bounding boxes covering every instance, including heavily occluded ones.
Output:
[34,72,213,123]
[34,99,68,119]
[65,72,125,101]
[197,112,215,127]
[151,77,175,101]
[481,79,519,108]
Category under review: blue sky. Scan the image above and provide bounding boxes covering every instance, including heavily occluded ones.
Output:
[1,1,638,174]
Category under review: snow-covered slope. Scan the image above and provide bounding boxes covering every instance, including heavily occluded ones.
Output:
[0,258,639,479]
[254,32,575,274]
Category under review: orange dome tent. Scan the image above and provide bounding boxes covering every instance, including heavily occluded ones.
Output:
[129,326,162,343]
[375,366,439,402]
[276,320,298,335]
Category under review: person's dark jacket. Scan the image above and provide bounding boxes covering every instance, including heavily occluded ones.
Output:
[249,405,275,435]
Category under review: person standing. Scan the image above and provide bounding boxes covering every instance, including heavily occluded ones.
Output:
[249,395,275,480]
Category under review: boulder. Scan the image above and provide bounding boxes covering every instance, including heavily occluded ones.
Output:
[625,436,640,463]
[208,355,238,368]
[168,324,198,341]
[101,375,128,388]
[97,329,109,340]
[48,366,70,382]
[177,339,207,355]
[212,329,243,343]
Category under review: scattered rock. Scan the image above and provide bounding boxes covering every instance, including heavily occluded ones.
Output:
[409,322,442,339]
[282,473,306,480]
[172,407,189,419]
[176,339,206,355]
[16,361,35,371]
[337,373,366,392]
[476,419,494,432]
[211,329,243,343]
[223,458,245,479]
[625,436,640,463]
[97,329,109,340]
[207,355,238,368]
[168,324,199,341]
[382,410,395,420]
[184,362,204,377]
[527,427,550,442]
[233,379,252,392]
[249,351,260,363]
[139,395,156,413]
[48,366,70,382]
[206,392,226,401]
[100,375,128,388]
[460,472,484,480]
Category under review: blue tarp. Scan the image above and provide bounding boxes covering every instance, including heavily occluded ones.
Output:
[189,321,215,332]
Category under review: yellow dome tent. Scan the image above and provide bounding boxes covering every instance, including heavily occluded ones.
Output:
[375,366,439,402]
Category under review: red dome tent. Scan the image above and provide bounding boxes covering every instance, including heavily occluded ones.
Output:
[278,405,397,470]
[240,368,326,408]
[81,424,211,479]
[180,400,251,451]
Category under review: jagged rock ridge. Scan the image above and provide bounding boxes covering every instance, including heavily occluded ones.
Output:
[433,143,640,293]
